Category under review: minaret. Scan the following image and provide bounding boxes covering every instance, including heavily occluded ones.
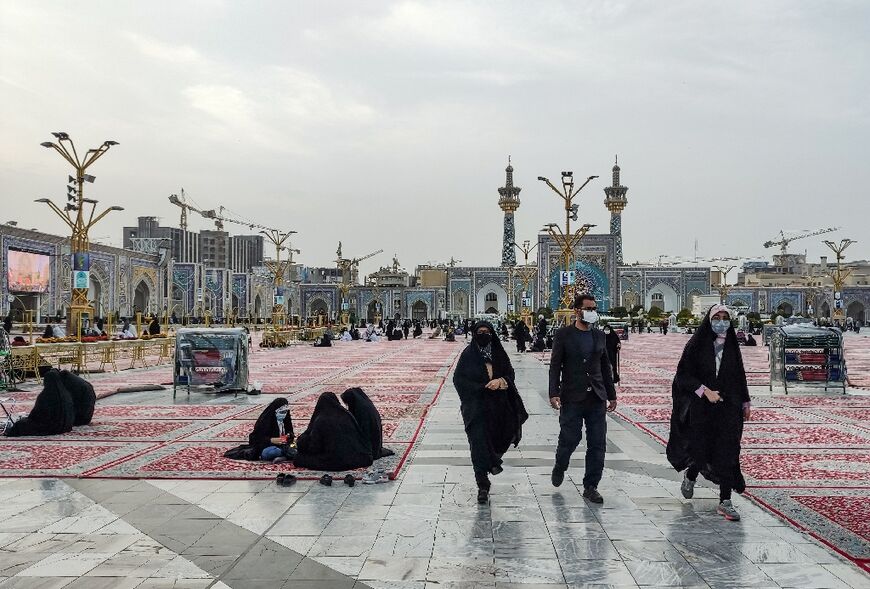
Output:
[603,155,629,265]
[498,157,521,266]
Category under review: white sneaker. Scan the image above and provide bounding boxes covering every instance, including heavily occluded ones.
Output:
[717,499,741,521]
[362,469,389,484]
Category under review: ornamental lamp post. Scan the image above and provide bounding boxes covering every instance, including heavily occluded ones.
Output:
[823,238,856,322]
[538,171,598,322]
[260,229,296,330]
[36,132,121,341]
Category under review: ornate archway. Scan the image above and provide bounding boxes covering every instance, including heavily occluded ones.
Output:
[452,290,469,317]
[645,283,679,313]
[847,301,865,323]
[476,283,507,315]
[310,297,329,320]
[412,300,428,321]
[133,280,151,315]
[776,302,794,317]
[367,299,383,324]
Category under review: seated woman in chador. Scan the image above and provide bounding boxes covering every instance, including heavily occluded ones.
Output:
[293,392,373,472]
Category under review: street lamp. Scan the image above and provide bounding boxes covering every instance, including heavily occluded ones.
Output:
[823,238,856,322]
[36,132,121,340]
[538,171,598,316]
[260,229,296,330]
[512,240,539,323]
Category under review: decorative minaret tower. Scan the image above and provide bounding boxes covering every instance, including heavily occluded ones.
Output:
[603,155,629,265]
[498,157,521,266]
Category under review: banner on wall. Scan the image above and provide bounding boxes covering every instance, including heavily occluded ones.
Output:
[73,270,89,289]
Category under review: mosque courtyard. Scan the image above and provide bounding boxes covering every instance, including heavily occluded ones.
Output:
[0,331,867,588]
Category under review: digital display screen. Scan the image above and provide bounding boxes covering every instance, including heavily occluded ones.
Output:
[7,250,50,293]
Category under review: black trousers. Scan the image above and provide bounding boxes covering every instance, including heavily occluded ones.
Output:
[686,466,731,501]
[554,398,607,488]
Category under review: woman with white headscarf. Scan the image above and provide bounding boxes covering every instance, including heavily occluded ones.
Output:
[667,304,751,521]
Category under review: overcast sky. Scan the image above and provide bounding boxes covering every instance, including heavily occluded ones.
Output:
[1,0,868,278]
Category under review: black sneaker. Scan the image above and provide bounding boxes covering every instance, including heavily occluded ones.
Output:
[477,488,489,504]
[551,467,565,488]
[583,486,604,504]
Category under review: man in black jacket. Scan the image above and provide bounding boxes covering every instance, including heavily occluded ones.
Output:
[549,293,617,503]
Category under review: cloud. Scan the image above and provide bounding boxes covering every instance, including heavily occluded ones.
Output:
[124,32,205,66]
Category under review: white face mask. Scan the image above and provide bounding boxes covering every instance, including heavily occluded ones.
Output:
[580,310,599,324]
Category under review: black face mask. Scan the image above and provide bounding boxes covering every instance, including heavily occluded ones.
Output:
[474,332,492,347]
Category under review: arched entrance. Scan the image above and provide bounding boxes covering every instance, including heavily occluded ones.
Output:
[452,290,469,317]
[476,283,507,315]
[254,294,262,319]
[821,301,831,318]
[88,275,103,317]
[484,292,498,314]
[310,298,329,321]
[412,300,428,321]
[367,300,382,324]
[645,283,679,314]
[847,301,865,323]
[133,281,151,315]
[776,302,794,317]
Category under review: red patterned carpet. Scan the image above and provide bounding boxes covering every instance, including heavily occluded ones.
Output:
[613,333,870,571]
[0,337,463,482]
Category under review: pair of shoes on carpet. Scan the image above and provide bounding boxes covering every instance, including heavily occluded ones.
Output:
[276,473,296,487]
[717,500,741,521]
[344,474,355,487]
[320,474,332,486]
[362,469,389,484]
[583,486,604,504]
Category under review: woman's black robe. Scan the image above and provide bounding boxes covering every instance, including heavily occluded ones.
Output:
[452,321,529,474]
[7,369,75,437]
[667,311,749,493]
[59,370,96,426]
[604,329,621,384]
[223,398,294,461]
[293,392,374,471]
[341,387,395,459]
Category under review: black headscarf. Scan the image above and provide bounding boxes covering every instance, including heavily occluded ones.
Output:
[667,305,749,492]
[223,397,293,461]
[6,369,74,437]
[452,321,528,474]
[294,392,374,471]
[341,387,395,459]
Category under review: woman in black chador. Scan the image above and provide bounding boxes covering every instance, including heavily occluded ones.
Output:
[667,304,751,521]
[294,392,374,472]
[224,397,294,461]
[6,369,74,436]
[602,325,621,384]
[452,321,528,504]
[341,387,395,459]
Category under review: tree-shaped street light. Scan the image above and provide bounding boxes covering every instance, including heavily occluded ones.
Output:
[36,132,122,339]
[538,171,598,315]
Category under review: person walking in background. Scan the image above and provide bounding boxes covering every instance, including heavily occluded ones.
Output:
[548,293,617,504]
[453,321,528,504]
[667,304,751,521]
[602,324,621,384]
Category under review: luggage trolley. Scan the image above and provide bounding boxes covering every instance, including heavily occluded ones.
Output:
[173,328,250,398]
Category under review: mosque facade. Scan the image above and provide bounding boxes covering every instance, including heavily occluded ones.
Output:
[449,160,713,318]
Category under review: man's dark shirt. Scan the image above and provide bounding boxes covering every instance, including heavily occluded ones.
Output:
[549,324,617,403]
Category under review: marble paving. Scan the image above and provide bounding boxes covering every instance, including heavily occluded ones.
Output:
[0,333,867,588]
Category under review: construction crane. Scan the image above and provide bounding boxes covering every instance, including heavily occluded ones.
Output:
[167,191,224,231]
[763,227,840,257]
[168,189,193,231]
[335,243,384,284]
